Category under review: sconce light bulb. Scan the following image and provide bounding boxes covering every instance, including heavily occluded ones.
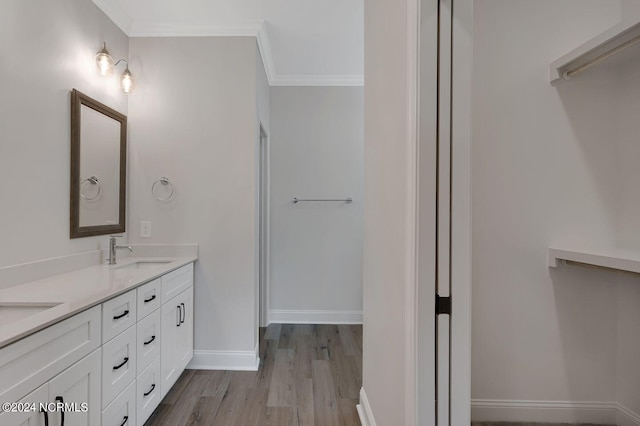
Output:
[95,43,113,76]
[121,68,133,94]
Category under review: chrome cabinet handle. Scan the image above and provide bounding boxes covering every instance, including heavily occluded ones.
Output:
[113,357,129,370]
[180,302,185,324]
[176,305,181,327]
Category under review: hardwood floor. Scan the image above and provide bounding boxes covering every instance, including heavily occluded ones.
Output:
[471,424,615,426]
[146,324,363,426]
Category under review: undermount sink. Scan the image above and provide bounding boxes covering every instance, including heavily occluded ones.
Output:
[115,261,172,271]
[0,302,63,324]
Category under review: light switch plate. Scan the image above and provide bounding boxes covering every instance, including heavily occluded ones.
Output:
[140,221,152,238]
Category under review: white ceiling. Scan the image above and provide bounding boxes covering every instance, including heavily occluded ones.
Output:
[92,0,364,86]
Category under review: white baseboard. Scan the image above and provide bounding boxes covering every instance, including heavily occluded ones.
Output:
[187,349,259,371]
[268,309,363,324]
[357,387,376,426]
[471,399,640,425]
[619,403,640,426]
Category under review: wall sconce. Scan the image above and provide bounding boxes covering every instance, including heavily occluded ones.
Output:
[95,42,134,94]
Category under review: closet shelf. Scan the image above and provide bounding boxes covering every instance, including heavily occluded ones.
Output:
[548,247,640,274]
[550,18,640,83]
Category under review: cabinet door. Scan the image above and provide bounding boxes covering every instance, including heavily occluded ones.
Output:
[0,384,48,426]
[48,349,101,426]
[175,288,193,372]
[160,287,193,398]
[160,299,180,398]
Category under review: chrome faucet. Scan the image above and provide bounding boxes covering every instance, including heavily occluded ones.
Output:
[108,235,133,265]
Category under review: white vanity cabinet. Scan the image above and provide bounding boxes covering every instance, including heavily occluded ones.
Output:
[0,261,195,426]
[160,264,194,398]
[0,305,102,426]
[0,384,49,426]
[160,287,193,397]
[0,364,103,426]
[48,349,102,426]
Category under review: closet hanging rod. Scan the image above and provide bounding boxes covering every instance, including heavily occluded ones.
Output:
[292,197,353,204]
[563,32,640,79]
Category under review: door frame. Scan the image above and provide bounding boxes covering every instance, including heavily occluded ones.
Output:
[405,0,472,424]
[258,123,270,328]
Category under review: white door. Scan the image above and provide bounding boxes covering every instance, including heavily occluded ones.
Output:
[417,0,472,424]
[0,384,48,426]
[48,349,101,426]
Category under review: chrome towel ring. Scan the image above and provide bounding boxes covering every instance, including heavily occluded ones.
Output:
[152,177,175,202]
[80,176,101,200]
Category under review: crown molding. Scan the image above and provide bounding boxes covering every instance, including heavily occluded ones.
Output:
[128,20,264,37]
[270,74,364,86]
[91,1,364,87]
[256,23,276,86]
[92,0,133,35]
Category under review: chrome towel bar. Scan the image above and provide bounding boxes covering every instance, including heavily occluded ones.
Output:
[292,197,353,204]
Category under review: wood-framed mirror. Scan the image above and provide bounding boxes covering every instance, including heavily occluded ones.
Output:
[70,89,127,238]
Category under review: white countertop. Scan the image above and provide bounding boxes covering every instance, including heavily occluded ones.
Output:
[0,256,197,349]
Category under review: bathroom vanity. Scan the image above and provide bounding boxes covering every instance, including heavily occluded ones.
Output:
[0,255,196,426]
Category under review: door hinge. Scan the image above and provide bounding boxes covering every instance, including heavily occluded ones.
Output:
[436,295,452,315]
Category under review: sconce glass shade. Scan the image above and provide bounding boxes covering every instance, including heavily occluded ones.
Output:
[121,67,133,94]
[95,43,113,76]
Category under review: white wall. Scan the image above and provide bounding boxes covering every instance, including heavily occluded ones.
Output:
[615,57,640,418]
[0,0,129,268]
[622,0,640,19]
[128,37,260,360]
[362,0,411,423]
[472,0,624,419]
[268,87,363,323]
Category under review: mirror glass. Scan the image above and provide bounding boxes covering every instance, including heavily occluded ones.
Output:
[70,89,126,238]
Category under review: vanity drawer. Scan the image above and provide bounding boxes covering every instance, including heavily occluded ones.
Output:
[103,290,137,343]
[136,309,161,373]
[137,278,161,320]
[102,380,137,426]
[137,356,161,426]
[102,325,136,408]
[0,306,101,404]
[161,263,193,302]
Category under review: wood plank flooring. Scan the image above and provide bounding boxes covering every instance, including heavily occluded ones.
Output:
[472,424,615,426]
[146,324,363,426]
